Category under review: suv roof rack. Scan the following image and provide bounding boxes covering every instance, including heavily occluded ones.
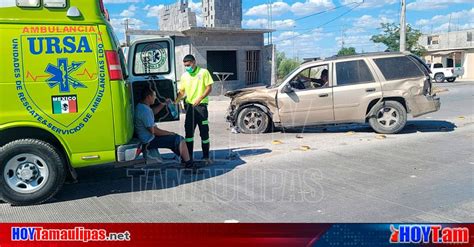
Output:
[302,51,408,64]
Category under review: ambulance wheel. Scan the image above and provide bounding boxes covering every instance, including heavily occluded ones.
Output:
[0,139,66,206]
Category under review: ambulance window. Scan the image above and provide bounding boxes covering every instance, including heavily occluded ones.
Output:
[133,41,170,75]
[118,48,128,79]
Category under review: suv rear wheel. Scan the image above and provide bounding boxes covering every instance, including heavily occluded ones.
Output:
[0,139,66,205]
[369,101,407,134]
[237,106,270,134]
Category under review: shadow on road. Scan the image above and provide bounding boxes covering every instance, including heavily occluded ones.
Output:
[279,120,457,134]
[50,148,271,204]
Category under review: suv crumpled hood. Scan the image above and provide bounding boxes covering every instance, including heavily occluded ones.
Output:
[225,86,277,99]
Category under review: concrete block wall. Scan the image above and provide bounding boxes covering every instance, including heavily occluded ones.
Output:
[159,2,197,31]
[189,32,263,47]
[203,0,242,28]
[262,44,275,85]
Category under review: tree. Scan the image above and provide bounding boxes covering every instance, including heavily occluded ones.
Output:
[276,51,286,72]
[276,51,300,79]
[337,47,357,56]
[371,23,426,57]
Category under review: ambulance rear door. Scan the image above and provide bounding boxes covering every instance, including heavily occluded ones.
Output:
[127,37,179,122]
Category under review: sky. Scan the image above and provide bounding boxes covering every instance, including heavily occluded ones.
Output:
[104,0,474,59]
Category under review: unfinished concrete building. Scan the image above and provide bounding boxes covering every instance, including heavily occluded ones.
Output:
[203,0,242,29]
[128,0,275,95]
[158,0,197,31]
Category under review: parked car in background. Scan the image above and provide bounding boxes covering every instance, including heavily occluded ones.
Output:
[226,52,440,135]
[428,63,464,83]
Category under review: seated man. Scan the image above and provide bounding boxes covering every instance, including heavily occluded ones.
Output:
[312,69,329,88]
[134,86,194,168]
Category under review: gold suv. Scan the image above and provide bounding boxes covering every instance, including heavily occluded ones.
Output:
[226,52,440,134]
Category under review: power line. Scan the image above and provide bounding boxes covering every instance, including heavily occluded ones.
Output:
[274,2,363,44]
[294,1,360,21]
[277,24,380,32]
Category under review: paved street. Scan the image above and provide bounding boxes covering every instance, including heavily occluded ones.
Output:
[1,81,473,223]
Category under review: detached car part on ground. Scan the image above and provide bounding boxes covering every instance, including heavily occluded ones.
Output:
[226,52,440,135]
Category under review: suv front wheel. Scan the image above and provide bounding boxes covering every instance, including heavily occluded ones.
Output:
[237,106,271,134]
[369,101,407,134]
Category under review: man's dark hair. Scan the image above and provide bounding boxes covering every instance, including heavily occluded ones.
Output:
[321,69,328,77]
[139,86,154,102]
[183,54,196,62]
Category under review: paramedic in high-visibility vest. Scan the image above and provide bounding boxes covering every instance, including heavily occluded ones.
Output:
[176,54,214,163]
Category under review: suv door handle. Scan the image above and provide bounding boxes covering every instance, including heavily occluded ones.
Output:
[319,93,329,98]
[366,88,376,92]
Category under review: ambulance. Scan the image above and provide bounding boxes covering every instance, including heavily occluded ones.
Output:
[0,0,178,205]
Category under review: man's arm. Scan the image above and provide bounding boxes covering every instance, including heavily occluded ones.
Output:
[151,103,166,115]
[153,126,174,136]
[175,88,185,103]
[193,85,212,106]
[147,125,174,137]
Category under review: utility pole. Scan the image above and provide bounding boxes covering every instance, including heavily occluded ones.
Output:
[121,18,133,47]
[340,25,346,50]
[399,0,406,52]
[266,0,273,45]
[269,0,273,44]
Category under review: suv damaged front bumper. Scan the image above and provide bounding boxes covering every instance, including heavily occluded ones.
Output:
[407,95,441,118]
[226,104,237,127]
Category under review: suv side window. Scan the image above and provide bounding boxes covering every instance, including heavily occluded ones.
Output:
[374,56,425,80]
[289,64,330,90]
[336,60,374,86]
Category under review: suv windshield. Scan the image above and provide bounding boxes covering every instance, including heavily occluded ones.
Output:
[268,67,300,88]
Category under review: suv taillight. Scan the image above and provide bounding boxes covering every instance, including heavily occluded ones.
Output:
[105,51,123,80]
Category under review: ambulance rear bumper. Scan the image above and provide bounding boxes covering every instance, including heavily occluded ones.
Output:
[116,139,142,162]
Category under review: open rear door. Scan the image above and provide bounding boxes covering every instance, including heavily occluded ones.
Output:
[128,38,179,122]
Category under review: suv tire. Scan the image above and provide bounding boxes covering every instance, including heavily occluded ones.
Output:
[447,78,456,83]
[434,73,445,83]
[0,139,66,206]
[369,101,407,134]
[237,106,270,134]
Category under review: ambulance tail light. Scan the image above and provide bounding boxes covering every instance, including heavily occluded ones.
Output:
[106,51,123,80]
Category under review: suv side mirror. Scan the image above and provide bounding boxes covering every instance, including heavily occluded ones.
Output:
[282,84,294,94]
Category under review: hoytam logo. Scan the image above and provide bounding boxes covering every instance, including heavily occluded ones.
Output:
[11,227,131,242]
[390,224,469,244]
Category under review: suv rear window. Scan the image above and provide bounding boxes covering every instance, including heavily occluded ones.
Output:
[374,56,425,80]
[336,60,374,86]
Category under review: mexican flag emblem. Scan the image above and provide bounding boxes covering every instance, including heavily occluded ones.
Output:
[52,95,78,114]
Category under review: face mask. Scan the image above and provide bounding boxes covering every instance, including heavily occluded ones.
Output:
[185,66,194,73]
